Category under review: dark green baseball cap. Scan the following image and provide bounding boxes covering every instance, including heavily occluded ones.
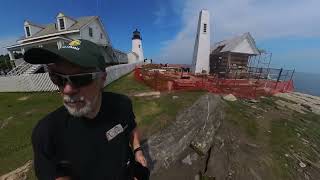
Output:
[24,39,112,71]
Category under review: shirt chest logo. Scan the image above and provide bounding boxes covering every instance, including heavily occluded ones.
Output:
[105,124,124,141]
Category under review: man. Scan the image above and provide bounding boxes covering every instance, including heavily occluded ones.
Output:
[24,39,148,180]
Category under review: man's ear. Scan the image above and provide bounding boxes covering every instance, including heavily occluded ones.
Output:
[100,72,107,88]
[101,72,107,81]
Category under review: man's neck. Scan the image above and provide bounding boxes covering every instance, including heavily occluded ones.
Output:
[85,93,102,119]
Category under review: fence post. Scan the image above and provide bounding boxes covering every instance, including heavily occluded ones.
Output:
[284,68,295,92]
[275,68,283,89]
[289,69,295,81]
[276,68,283,82]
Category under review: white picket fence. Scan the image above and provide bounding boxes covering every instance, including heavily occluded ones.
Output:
[0,62,143,92]
[104,62,143,86]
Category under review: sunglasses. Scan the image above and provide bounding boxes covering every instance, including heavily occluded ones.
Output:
[49,72,104,88]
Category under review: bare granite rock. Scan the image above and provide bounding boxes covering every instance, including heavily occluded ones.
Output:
[181,155,192,166]
[134,91,161,97]
[275,99,308,114]
[142,94,225,173]
[275,92,320,115]
[0,160,32,180]
[0,116,13,129]
[223,94,237,102]
[190,95,225,156]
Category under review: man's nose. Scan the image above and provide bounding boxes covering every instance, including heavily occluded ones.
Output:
[61,82,79,95]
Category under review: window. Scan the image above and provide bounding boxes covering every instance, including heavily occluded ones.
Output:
[203,23,207,33]
[59,18,65,30]
[100,33,103,39]
[25,26,31,37]
[89,27,93,37]
[139,45,141,48]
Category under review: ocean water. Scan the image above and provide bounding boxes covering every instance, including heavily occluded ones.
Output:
[293,72,320,96]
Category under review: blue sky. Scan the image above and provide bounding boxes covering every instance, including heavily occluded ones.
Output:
[0,0,319,74]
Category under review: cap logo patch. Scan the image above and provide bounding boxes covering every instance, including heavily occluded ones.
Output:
[61,40,81,51]
[69,40,81,47]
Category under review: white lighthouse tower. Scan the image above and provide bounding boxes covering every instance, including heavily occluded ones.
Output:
[131,29,144,61]
[191,10,210,74]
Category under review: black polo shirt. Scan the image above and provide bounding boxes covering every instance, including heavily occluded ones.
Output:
[32,92,137,180]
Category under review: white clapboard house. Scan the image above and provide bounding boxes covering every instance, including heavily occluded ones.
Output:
[5,13,141,76]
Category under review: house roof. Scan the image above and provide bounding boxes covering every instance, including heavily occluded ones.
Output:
[19,16,97,41]
[212,32,260,55]
[6,36,72,50]
[24,20,45,29]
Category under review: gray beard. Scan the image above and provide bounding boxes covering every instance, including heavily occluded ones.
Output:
[63,95,96,117]
[64,101,92,117]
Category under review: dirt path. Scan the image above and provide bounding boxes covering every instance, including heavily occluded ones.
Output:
[203,119,275,179]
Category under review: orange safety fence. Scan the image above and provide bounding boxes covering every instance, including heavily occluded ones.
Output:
[134,67,294,99]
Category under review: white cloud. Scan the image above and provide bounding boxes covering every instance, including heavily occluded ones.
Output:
[0,36,18,55]
[157,0,320,64]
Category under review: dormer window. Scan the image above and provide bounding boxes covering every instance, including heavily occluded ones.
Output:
[59,18,65,30]
[25,26,31,37]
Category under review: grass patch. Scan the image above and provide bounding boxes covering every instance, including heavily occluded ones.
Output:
[225,96,320,179]
[105,72,206,131]
[269,117,312,179]
[0,92,61,176]
[225,100,258,138]
[104,72,151,95]
[270,118,301,179]
[269,109,320,179]
[132,90,206,139]
[133,91,205,126]
[260,97,277,107]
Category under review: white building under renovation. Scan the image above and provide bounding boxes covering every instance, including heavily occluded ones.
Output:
[191,9,260,75]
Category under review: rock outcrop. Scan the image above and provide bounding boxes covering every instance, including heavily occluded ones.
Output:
[142,93,225,173]
[275,92,320,115]
[0,160,32,180]
[190,95,225,156]
[223,94,237,102]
